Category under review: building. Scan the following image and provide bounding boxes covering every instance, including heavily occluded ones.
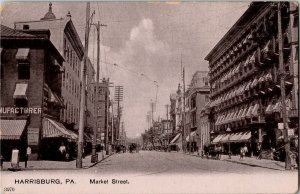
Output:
[91,78,110,150]
[0,25,78,160]
[184,71,210,152]
[205,2,298,156]
[84,58,96,154]
[15,3,84,131]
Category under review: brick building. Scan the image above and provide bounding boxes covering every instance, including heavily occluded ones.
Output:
[15,3,85,131]
[0,25,78,160]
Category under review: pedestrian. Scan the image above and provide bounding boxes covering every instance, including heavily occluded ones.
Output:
[270,147,275,160]
[256,143,262,160]
[25,146,31,168]
[240,145,248,160]
[59,143,66,161]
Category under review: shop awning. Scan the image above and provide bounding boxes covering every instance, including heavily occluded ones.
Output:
[212,134,225,144]
[186,131,197,142]
[229,132,244,142]
[13,83,28,99]
[219,134,232,143]
[0,119,27,140]
[16,48,30,60]
[42,118,78,140]
[239,131,251,141]
[170,133,181,144]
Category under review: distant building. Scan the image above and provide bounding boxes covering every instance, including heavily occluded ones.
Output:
[185,71,210,152]
[0,25,78,160]
[91,78,110,148]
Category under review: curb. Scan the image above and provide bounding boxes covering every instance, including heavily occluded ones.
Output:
[86,153,114,169]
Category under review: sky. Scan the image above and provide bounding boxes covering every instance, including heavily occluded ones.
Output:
[1,1,250,138]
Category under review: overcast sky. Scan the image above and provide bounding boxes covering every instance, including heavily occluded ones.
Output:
[1,2,250,138]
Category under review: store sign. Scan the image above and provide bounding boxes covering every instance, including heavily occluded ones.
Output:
[27,128,39,145]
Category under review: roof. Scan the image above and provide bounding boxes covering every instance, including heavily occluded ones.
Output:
[204,2,270,62]
[1,25,35,38]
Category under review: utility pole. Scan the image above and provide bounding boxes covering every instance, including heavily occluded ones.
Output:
[77,2,90,168]
[277,2,291,170]
[151,100,155,127]
[165,104,170,148]
[111,100,114,149]
[114,86,124,145]
[181,55,187,154]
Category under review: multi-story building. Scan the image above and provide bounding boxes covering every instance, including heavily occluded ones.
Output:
[14,3,84,131]
[91,78,110,150]
[184,71,210,152]
[205,2,298,156]
[0,25,78,160]
[84,58,96,153]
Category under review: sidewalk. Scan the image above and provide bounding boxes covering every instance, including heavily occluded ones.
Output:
[1,151,112,171]
[180,151,290,171]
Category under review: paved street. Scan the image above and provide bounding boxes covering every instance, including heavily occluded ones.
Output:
[86,151,295,175]
[2,151,297,194]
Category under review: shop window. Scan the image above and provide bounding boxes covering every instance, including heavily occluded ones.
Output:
[18,62,30,80]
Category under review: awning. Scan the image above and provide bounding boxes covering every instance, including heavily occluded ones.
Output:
[43,118,78,140]
[251,103,259,117]
[241,105,249,119]
[45,84,64,106]
[246,105,254,118]
[0,119,27,140]
[212,134,225,144]
[16,48,30,60]
[186,131,197,142]
[229,132,244,142]
[265,103,274,114]
[13,83,28,99]
[219,133,232,143]
[170,133,181,144]
[251,78,258,88]
[239,131,251,141]
[84,133,92,143]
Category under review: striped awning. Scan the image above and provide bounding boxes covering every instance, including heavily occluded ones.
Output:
[13,83,28,99]
[16,48,30,60]
[0,119,27,140]
[186,131,197,142]
[43,118,78,140]
[170,133,181,145]
[212,134,225,144]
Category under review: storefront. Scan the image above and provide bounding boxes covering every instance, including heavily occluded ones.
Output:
[40,117,78,160]
[0,119,28,161]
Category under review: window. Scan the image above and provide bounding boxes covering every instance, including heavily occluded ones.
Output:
[15,98,28,109]
[295,46,298,61]
[18,63,30,79]
[23,25,30,30]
